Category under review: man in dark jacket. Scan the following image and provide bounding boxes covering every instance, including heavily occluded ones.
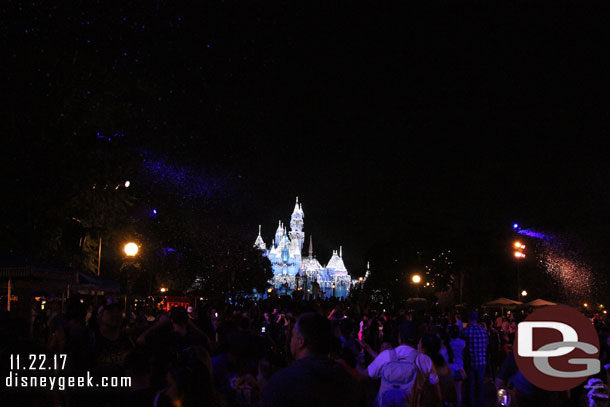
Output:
[261,312,364,407]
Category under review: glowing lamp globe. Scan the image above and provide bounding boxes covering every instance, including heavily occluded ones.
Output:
[412,274,422,284]
[124,242,139,256]
[521,290,528,297]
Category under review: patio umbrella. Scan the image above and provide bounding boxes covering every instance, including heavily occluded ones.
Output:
[526,299,557,307]
[483,297,523,314]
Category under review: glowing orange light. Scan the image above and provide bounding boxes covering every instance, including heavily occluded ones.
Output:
[124,242,139,256]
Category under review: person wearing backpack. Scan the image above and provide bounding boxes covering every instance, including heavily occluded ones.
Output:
[366,321,440,407]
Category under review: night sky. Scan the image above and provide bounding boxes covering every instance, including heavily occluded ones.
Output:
[2,1,610,296]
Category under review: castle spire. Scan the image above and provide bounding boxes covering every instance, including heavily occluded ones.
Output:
[309,235,313,257]
[253,225,266,250]
[292,197,302,216]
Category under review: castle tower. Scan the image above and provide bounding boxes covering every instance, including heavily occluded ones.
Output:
[308,234,313,258]
[289,197,305,252]
[274,220,284,247]
[253,225,266,250]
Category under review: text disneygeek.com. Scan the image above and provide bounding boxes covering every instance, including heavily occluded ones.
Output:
[5,354,131,391]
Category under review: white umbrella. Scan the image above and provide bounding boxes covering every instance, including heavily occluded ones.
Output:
[526,299,557,307]
[484,297,523,314]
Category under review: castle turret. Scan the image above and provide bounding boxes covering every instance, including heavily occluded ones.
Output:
[289,197,305,252]
[281,232,291,264]
[308,235,313,258]
[253,225,266,250]
[275,221,284,247]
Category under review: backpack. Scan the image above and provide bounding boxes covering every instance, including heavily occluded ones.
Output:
[377,348,418,407]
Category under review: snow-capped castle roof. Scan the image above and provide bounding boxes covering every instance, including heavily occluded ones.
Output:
[326,248,348,275]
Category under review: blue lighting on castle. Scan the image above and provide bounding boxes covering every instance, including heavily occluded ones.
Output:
[254,198,354,298]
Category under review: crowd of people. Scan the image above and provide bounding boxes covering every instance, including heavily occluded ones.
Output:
[1,295,610,407]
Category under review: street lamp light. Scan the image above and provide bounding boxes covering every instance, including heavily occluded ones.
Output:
[521,290,528,297]
[411,274,422,298]
[124,242,139,256]
[160,287,167,293]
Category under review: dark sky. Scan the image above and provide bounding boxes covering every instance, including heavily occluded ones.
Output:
[2,1,610,278]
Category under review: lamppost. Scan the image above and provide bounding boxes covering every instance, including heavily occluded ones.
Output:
[513,241,526,300]
[411,274,422,298]
[332,284,336,298]
[123,241,140,313]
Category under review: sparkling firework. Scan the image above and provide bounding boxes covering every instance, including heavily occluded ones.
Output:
[520,228,594,301]
[541,248,592,301]
[141,152,224,201]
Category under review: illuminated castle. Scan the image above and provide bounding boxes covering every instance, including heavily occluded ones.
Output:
[254,198,352,298]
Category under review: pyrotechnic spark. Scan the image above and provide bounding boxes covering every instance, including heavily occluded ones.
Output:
[141,153,224,201]
[520,228,594,301]
[541,249,592,300]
